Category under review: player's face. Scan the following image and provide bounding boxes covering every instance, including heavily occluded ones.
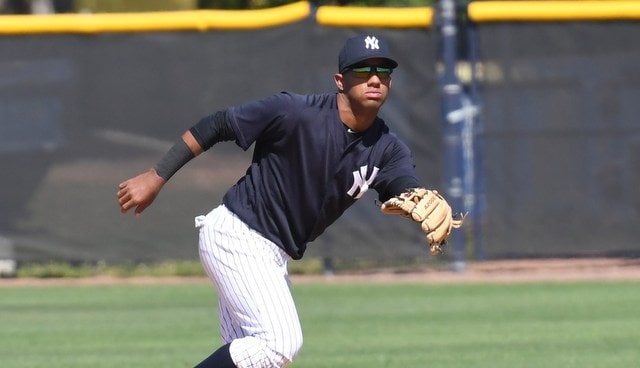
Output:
[336,58,393,109]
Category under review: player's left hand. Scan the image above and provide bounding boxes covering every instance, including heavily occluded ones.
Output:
[380,188,465,254]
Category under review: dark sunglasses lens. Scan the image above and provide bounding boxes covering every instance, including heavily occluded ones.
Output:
[375,67,391,78]
[351,67,372,78]
[350,66,392,79]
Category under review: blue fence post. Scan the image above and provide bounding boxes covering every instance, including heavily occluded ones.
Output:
[436,0,480,271]
[465,18,486,261]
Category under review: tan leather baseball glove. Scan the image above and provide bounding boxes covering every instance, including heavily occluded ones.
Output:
[380,188,465,255]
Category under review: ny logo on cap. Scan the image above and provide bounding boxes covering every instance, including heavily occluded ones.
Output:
[364,36,380,50]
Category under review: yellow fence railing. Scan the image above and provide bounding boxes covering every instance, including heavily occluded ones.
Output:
[469,1,640,22]
[0,1,310,34]
[315,6,433,28]
[1,1,640,35]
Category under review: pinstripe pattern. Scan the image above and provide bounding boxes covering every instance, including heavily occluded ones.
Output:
[196,205,303,368]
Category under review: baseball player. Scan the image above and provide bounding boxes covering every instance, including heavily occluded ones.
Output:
[117,34,462,368]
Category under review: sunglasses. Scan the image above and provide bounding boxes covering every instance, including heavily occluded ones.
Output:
[346,66,393,79]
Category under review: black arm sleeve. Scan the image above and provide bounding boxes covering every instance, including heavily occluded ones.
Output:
[378,175,420,202]
[189,110,237,151]
[153,139,195,181]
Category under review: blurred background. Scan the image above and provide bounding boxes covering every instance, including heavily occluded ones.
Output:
[1,0,639,276]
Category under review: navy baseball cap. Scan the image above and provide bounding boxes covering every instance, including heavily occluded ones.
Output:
[338,34,398,73]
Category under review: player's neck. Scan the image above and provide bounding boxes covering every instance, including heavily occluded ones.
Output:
[337,93,378,133]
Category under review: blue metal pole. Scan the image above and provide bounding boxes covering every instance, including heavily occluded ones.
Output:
[437,0,467,271]
[465,20,486,261]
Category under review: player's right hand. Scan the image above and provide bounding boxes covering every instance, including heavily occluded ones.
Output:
[117,169,166,217]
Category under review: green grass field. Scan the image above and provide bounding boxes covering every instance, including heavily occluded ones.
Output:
[1,280,638,368]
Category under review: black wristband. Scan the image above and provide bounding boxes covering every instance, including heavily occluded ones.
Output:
[153,139,195,181]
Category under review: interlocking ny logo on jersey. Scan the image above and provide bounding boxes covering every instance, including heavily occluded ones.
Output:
[364,36,380,50]
[347,165,379,199]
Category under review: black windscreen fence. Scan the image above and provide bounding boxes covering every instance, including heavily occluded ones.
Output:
[475,21,640,258]
[0,25,440,263]
[1,18,639,264]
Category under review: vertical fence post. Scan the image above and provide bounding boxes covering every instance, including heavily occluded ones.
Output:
[437,0,480,271]
[465,18,486,261]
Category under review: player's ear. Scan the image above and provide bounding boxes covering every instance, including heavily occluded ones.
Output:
[334,73,345,92]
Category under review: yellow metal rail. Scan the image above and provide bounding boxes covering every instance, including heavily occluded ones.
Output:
[2,1,640,35]
[0,1,310,34]
[315,6,433,28]
[469,1,640,22]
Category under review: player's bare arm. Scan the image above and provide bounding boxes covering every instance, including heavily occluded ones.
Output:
[117,131,202,216]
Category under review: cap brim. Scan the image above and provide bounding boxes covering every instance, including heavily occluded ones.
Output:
[341,57,398,72]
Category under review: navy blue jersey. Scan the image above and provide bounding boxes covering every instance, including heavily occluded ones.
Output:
[222,92,417,259]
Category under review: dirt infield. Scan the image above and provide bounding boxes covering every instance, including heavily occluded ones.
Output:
[293,257,640,284]
[1,258,639,287]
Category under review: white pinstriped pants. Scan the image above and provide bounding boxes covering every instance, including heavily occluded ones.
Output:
[196,205,303,368]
